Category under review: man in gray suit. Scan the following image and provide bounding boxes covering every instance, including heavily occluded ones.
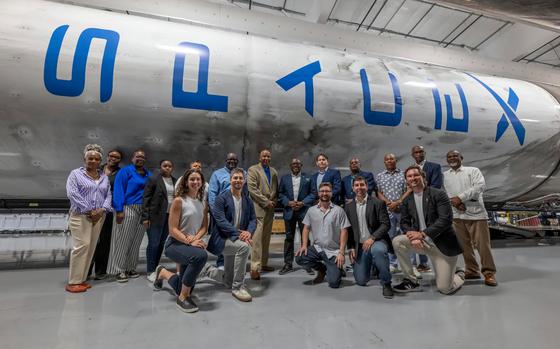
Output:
[345,176,393,298]
[247,149,279,280]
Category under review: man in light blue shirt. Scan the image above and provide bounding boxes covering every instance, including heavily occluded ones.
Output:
[208,153,241,208]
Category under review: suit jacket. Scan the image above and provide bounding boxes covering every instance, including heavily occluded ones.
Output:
[341,171,378,201]
[312,168,342,204]
[247,163,278,218]
[422,161,443,189]
[400,187,463,257]
[345,196,392,253]
[278,172,315,221]
[141,174,177,226]
[207,190,257,256]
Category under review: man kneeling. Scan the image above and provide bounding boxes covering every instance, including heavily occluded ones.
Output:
[205,168,256,302]
[344,176,393,298]
[295,182,350,288]
[392,166,465,295]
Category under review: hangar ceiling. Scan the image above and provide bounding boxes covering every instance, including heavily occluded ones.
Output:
[212,0,560,69]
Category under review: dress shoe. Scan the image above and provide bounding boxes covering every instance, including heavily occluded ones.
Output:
[261,265,274,272]
[250,270,261,280]
[80,282,92,289]
[65,284,87,293]
[278,264,294,275]
[484,274,498,287]
[465,272,482,280]
[382,284,394,299]
[417,264,431,272]
[303,269,325,285]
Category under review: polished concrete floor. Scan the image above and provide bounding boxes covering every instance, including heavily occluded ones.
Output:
[1,238,559,349]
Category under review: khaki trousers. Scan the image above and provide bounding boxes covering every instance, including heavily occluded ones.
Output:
[68,213,106,284]
[251,208,274,271]
[393,234,464,294]
[453,219,497,276]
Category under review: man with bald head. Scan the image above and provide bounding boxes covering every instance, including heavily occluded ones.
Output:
[377,153,412,273]
[443,150,497,287]
[247,149,279,280]
[278,158,315,275]
[341,157,377,205]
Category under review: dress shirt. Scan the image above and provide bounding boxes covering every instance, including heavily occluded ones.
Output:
[443,166,489,220]
[355,195,371,243]
[66,167,113,214]
[292,174,301,200]
[263,165,271,185]
[303,202,350,258]
[316,169,327,191]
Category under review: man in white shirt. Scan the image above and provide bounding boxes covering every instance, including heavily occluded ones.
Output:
[295,182,351,288]
[443,150,497,287]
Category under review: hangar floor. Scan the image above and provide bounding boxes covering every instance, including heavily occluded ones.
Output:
[0,237,558,349]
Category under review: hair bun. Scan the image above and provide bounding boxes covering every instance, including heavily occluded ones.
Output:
[83,144,104,157]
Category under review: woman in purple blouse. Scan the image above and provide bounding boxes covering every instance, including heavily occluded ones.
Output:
[65,144,113,293]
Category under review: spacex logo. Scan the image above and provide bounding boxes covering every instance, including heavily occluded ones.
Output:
[467,73,526,146]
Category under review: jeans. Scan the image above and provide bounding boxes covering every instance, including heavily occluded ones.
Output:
[353,241,391,286]
[387,213,401,266]
[145,214,169,273]
[296,245,342,288]
[164,240,208,294]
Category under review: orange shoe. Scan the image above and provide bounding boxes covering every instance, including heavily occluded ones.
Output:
[65,284,87,293]
[80,282,92,289]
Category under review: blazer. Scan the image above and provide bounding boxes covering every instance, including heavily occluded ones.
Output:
[207,190,257,256]
[312,168,342,204]
[141,174,177,226]
[278,172,315,221]
[341,171,378,201]
[422,161,443,189]
[247,163,278,218]
[400,187,463,257]
[344,196,392,253]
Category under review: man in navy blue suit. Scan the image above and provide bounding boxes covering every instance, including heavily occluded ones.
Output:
[341,157,377,205]
[205,168,256,302]
[410,145,443,272]
[278,158,315,275]
[312,153,342,205]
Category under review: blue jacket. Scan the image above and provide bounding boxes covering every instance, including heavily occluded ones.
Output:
[112,164,152,212]
[278,173,315,221]
[312,168,342,204]
[341,171,377,201]
[423,161,443,189]
[207,190,256,256]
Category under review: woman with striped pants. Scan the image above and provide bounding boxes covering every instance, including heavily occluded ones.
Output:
[108,149,152,282]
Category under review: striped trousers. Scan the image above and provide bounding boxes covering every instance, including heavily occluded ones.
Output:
[107,205,145,275]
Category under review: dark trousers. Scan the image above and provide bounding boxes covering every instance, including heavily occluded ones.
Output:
[164,240,208,294]
[89,212,113,276]
[296,245,342,288]
[146,214,169,273]
[283,216,307,265]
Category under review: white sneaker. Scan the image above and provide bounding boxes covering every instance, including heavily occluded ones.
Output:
[390,265,400,273]
[232,286,252,302]
[147,272,156,283]
[413,266,423,279]
[217,265,225,271]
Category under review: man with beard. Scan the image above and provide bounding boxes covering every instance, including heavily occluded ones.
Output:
[443,150,497,287]
[295,182,351,288]
[392,166,465,295]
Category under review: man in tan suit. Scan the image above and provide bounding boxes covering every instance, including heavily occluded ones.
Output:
[247,149,278,280]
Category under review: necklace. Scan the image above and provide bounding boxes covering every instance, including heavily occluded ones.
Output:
[86,169,100,180]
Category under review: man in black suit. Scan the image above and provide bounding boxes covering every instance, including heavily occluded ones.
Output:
[278,158,315,275]
[392,165,465,295]
[345,176,393,298]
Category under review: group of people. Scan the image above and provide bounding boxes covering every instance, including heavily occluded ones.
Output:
[65,144,497,313]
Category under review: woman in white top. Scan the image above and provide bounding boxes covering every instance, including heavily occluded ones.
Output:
[141,159,177,280]
[153,169,208,313]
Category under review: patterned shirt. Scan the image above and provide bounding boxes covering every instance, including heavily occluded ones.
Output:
[66,167,113,214]
[376,169,407,218]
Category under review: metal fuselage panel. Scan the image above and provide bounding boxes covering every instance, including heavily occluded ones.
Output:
[0,0,559,203]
